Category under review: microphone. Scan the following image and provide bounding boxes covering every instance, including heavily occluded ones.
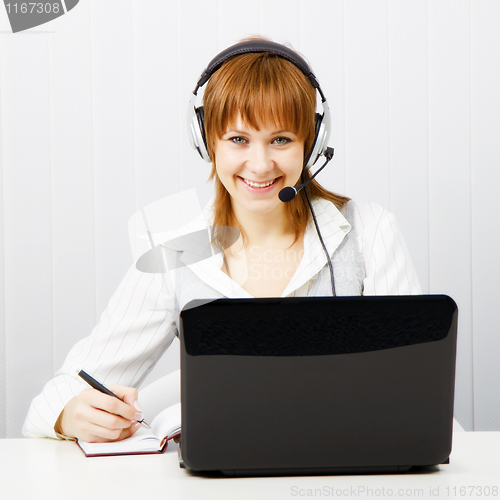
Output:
[278,147,334,202]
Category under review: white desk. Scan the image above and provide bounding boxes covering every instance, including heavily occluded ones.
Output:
[1,433,499,500]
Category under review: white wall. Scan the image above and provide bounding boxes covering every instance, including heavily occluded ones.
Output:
[0,0,499,438]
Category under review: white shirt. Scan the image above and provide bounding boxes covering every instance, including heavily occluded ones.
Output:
[22,198,421,439]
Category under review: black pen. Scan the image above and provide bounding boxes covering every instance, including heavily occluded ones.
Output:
[77,369,151,429]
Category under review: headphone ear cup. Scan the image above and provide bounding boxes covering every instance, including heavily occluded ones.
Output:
[314,112,322,145]
[196,107,207,149]
[194,106,211,162]
[304,113,323,169]
[188,101,211,162]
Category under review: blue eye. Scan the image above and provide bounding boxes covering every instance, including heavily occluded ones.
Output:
[230,137,246,144]
[273,137,291,145]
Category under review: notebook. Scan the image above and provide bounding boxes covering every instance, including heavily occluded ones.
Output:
[178,295,458,476]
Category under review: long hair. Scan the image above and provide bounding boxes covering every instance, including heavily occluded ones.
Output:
[203,48,350,250]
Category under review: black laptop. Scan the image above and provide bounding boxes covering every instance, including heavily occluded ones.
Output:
[178,295,458,476]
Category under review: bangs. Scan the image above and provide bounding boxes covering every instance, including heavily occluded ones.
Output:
[204,44,350,251]
[204,52,316,160]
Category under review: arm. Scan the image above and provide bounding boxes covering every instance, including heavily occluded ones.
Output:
[22,263,177,439]
[353,202,422,295]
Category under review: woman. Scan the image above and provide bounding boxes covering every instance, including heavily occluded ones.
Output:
[23,39,421,442]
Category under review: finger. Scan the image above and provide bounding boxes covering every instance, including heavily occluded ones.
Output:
[79,421,136,443]
[78,414,142,443]
[80,388,139,422]
[86,406,134,431]
[72,402,132,434]
[108,384,138,406]
[108,385,143,421]
[117,421,142,441]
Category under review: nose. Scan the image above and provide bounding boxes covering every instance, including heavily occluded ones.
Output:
[247,143,274,177]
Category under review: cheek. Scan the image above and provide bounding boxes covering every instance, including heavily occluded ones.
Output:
[215,151,243,184]
[214,157,232,182]
[214,158,236,193]
[286,149,305,178]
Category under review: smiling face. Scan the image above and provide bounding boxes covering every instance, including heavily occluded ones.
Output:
[214,115,305,219]
[202,50,317,239]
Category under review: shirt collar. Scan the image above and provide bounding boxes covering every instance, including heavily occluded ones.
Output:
[177,197,352,298]
[281,197,351,295]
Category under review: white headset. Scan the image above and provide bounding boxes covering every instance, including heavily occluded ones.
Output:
[187,40,331,170]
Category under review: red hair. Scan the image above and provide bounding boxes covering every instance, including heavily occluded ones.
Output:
[203,48,349,248]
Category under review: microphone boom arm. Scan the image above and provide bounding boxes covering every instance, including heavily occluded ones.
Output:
[278,147,334,202]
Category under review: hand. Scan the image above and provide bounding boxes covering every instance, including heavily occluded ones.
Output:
[60,385,143,443]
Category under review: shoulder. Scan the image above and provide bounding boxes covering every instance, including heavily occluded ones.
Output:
[343,200,422,295]
[342,200,392,234]
[129,197,213,262]
[342,199,409,259]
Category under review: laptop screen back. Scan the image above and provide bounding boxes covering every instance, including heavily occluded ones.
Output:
[179,295,457,475]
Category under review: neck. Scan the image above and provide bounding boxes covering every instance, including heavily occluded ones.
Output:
[232,202,295,248]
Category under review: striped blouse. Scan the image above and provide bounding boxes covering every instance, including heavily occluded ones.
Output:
[23,197,421,439]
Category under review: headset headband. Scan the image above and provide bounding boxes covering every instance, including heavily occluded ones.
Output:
[193,40,325,102]
[187,40,331,168]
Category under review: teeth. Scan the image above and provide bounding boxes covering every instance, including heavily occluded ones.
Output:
[243,178,276,188]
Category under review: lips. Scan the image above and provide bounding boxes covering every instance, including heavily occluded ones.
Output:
[240,176,280,188]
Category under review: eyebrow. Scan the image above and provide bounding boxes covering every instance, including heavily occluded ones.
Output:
[223,129,294,136]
